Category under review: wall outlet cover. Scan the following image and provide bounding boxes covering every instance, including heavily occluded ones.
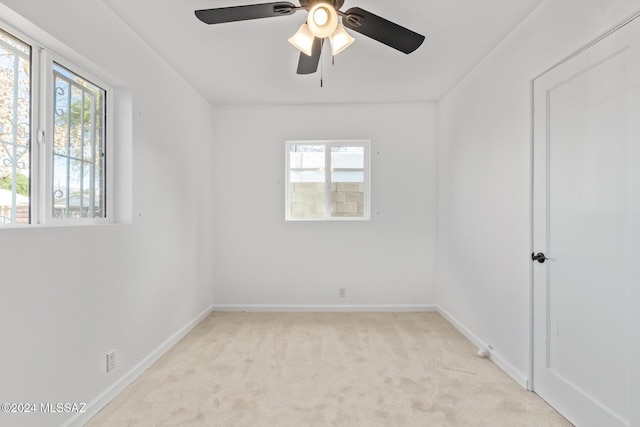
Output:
[107,350,116,372]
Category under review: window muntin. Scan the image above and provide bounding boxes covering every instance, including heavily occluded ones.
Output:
[0,28,31,225]
[52,63,106,219]
[286,140,370,221]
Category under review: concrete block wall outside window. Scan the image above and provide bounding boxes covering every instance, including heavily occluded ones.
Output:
[289,182,365,219]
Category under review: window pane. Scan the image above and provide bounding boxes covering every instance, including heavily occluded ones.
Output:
[330,147,365,218]
[331,181,364,218]
[0,29,31,225]
[290,145,325,168]
[288,145,325,220]
[53,76,69,155]
[291,170,324,182]
[331,170,364,183]
[52,63,105,219]
[331,146,364,168]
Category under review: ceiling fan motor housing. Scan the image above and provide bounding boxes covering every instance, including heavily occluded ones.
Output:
[299,0,345,10]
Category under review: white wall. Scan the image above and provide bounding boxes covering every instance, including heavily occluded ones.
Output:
[438,0,640,395]
[0,1,214,426]
[211,103,437,310]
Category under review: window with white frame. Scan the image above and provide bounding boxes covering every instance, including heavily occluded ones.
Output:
[0,28,30,225]
[52,63,106,220]
[0,25,109,226]
[285,140,370,221]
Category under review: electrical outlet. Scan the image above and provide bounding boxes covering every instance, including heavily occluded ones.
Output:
[339,288,346,298]
[106,350,116,372]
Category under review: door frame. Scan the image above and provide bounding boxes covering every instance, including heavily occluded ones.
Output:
[528,10,640,393]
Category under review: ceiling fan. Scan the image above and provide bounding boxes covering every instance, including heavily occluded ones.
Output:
[195,0,425,75]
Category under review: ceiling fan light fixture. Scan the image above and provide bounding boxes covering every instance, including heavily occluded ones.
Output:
[307,2,338,38]
[330,24,355,56]
[288,23,315,56]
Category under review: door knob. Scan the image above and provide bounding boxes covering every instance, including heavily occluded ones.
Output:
[531,252,549,263]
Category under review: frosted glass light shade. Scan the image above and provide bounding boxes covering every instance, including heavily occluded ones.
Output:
[288,24,315,56]
[330,24,355,56]
[307,3,338,38]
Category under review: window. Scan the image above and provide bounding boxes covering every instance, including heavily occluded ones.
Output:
[285,140,370,221]
[0,28,30,225]
[0,25,110,226]
[52,63,106,219]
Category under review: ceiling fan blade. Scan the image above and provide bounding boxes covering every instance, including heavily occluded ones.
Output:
[297,37,322,75]
[195,2,297,25]
[342,7,425,54]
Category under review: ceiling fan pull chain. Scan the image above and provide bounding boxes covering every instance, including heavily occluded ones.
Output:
[320,39,324,87]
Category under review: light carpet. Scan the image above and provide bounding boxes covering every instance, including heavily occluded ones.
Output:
[87,312,571,426]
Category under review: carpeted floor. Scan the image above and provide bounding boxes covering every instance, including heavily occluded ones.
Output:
[87,312,571,426]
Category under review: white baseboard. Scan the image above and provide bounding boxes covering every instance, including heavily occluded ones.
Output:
[437,307,529,389]
[63,304,214,427]
[212,304,439,312]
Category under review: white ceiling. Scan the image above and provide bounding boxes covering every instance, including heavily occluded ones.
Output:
[101,0,543,105]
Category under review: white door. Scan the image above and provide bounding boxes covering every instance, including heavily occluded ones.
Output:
[532,14,640,427]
